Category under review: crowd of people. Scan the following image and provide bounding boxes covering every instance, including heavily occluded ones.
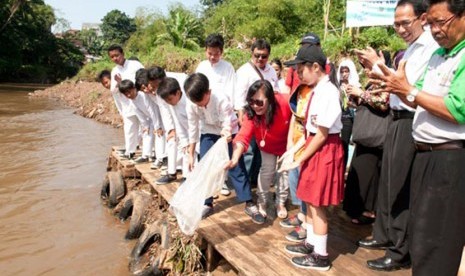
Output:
[96,0,464,274]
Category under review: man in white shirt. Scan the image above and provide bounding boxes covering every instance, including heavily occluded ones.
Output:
[196,34,236,105]
[108,45,144,159]
[196,34,236,196]
[236,39,279,186]
[355,0,439,271]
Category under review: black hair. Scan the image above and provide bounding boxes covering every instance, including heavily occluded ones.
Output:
[97,69,111,82]
[158,77,181,100]
[147,66,166,81]
[107,44,123,54]
[119,79,135,94]
[270,58,282,69]
[427,0,465,15]
[251,38,271,53]
[184,73,209,103]
[396,0,428,16]
[135,68,148,91]
[205,34,224,50]
[244,80,276,127]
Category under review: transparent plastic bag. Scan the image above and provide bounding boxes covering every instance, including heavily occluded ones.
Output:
[169,137,229,235]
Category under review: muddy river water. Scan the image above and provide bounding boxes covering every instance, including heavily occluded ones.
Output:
[0,85,131,275]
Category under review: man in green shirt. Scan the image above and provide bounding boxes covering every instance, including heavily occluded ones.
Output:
[371,0,465,275]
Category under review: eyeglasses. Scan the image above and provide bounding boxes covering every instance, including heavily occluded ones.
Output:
[393,17,419,29]
[428,14,456,30]
[248,98,265,107]
[253,53,269,59]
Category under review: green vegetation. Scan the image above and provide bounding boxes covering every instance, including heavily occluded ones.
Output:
[0,0,407,83]
[82,0,405,80]
[0,0,83,83]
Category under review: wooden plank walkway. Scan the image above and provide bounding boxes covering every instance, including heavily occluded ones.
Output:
[109,147,411,276]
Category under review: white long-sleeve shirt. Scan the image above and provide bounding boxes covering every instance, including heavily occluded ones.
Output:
[168,91,190,148]
[235,62,279,110]
[110,59,144,117]
[131,91,155,130]
[187,92,239,144]
[146,93,174,132]
[196,59,236,104]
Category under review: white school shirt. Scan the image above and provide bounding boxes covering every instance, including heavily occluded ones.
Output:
[138,92,162,129]
[235,62,279,110]
[305,75,342,134]
[187,92,239,144]
[169,91,189,148]
[130,91,154,129]
[146,93,174,132]
[196,59,236,104]
[110,59,144,117]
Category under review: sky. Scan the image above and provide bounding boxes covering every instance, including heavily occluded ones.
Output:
[44,0,201,30]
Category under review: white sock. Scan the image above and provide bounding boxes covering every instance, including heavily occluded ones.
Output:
[313,233,328,256]
[305,223,314,245]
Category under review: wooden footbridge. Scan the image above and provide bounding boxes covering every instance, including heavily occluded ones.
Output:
[107,146,411,276]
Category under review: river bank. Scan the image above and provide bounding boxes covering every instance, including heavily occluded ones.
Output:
[31,80,122,128]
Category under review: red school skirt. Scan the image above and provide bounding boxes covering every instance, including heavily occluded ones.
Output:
[296,134,345,207]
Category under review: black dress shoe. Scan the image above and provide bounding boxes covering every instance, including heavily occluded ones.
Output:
[367,256,411,271]
[357,238,392,250]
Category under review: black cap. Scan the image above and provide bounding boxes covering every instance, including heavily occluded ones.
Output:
[284,45,326,68]
[300,32,320,45]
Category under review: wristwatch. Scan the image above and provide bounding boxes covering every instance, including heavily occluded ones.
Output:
[407,88,419,102]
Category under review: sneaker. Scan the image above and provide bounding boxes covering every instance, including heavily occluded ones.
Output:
[244,202,266,224]
[258,203,267,217]
[286,226,307,242]
[285,240,314,256]
[291,252,331,271]
[220,183,230,196]
[150,159,164,169]
[116,148,126,154]
[155,174,176,185]
[119,152,135,160]
[280,215,302,228]
[201,205,214,219]
[132,156,149,164]
[276,204,288,219]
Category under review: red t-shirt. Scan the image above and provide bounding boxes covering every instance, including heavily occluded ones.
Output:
[234,93,292,156]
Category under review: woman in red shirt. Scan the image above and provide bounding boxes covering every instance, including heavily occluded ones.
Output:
[226,80,292,220]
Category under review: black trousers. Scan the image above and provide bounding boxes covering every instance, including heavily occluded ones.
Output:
[373,116,415,262]
[343,144,382,219]
[409,148,465,276]
[341,115,353,168]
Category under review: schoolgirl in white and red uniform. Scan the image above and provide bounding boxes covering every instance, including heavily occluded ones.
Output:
[281,45,344,271]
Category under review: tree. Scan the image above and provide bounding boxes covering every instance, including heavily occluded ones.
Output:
[0,0,83,82]
[156,5,203,50]
[100,9,136,46]
[79,29,105,56]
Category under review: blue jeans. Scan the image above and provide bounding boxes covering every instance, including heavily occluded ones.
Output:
[199,133,252,205]
[243,137,261,185]
[288,167,307,215]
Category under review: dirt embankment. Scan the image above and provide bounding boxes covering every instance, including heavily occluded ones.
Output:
[31,81,123,128]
